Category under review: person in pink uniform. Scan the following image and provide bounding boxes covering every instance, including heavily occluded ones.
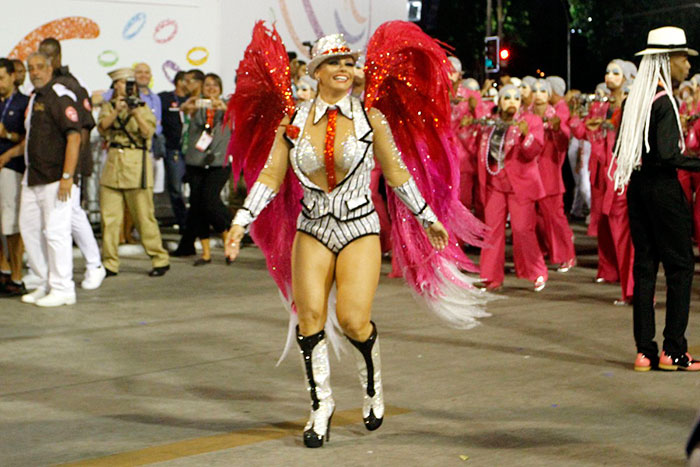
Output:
[531,79,576,272]
[520,76,537,112]
[448,58,474,211]
[678,76,700,248]
[546,76,570,120]
[571,59,635,304]
[453,77,489,217]
[472,85,547,291]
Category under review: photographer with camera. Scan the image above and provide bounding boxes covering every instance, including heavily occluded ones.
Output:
[97,68,169,277]
[173,73,231,265]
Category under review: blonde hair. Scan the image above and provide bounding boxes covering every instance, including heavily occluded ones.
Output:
[611,53,684,191]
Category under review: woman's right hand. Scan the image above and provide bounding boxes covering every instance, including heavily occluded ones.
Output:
[225,224,245,262]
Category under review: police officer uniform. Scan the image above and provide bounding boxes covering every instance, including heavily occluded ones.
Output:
[98,68,169,274]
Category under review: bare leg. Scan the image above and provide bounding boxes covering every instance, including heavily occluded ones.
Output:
[292,232,337,447]
[335,235,381,341]
[0,240,8,272]
[335,235,384,430]
[292,232,336,336]
[7,234,24,283]
[200,238,211,261]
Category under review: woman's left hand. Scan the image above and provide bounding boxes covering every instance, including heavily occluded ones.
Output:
[426,221,449,251]
[212,97,227,111]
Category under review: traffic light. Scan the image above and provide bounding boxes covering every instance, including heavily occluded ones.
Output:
[499,48,510,61]
[484,36,500,73]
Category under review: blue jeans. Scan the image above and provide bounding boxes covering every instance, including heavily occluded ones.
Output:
[164,148,187,227]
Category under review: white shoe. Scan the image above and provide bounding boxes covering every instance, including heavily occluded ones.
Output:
[35,291,76,307]
[21,288,48,304]
[81,265,106,290]
[22,272,43,290]
[533,276,546,292]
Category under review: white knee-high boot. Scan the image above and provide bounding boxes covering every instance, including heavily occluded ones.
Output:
[297,327,335,448]
[347,321,384,431]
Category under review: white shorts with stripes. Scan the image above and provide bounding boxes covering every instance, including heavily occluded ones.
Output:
[297,211,380,254]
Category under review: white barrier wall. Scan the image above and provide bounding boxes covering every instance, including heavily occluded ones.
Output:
[3,0,407,95]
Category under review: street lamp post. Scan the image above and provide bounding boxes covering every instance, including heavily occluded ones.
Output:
[561,0,572,89]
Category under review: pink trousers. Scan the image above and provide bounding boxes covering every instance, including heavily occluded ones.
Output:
[536,194,576,264]
[480,187,548,285]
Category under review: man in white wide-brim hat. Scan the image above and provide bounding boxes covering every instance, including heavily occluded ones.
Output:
[611,26,700,372]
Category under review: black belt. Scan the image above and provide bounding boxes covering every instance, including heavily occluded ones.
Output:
[110,142,146,150]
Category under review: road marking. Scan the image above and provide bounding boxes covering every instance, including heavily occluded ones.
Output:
[61,406,411,466]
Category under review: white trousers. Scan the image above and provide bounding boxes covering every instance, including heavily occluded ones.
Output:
[567,137,592,217]
[19,181,76,294]
[71,186,102,270]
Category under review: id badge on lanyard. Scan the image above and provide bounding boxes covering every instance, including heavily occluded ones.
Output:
[195,132,213,152]
[195,108,216,152]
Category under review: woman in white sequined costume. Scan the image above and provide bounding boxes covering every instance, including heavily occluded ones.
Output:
[225,34,449,448]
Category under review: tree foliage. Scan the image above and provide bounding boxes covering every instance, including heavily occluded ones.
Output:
[419,0,700,91]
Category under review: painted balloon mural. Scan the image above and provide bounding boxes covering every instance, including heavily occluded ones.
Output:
[278,0,372,59]
[7,0,382,88]
[8,12,195,84]
[9,16,100,61]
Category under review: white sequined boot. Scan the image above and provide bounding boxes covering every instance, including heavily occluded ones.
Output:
[297,327,335,448]
[347,321,384,431]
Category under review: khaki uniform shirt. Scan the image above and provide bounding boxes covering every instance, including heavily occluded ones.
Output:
[98,102,155,189]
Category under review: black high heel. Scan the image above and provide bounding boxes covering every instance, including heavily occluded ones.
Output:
[303,407,334,448]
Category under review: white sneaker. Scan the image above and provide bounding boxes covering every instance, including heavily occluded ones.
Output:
[533,276,546,292]
[35,291,76,307]
[21,288,48,304]
[81,265,106,290]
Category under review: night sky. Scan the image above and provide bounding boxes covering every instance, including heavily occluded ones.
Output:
[420,0,700,92]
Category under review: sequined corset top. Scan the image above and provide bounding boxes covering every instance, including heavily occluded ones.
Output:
[293,133,361,177]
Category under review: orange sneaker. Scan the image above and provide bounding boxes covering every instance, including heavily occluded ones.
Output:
[659,351,700,371]
[634,353,656,372]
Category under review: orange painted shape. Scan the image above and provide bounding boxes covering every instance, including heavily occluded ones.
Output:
[9,17,100,61]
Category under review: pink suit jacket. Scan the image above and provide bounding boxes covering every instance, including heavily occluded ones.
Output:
[474,112,545,203]
[531,104,571,195]
[682,101,700,155]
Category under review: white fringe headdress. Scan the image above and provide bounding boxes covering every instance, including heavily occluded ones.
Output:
[610,53,685,192]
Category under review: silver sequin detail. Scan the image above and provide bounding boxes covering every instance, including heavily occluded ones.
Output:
[232,181,276,230]
[300,337,335,435]
[392,177,438,228]
[376,114,408,171]
[294,133,360,176]
[353,336,385,420]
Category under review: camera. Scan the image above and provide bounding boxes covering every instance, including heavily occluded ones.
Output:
[124,78,145,109]
[196,98,212,109]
